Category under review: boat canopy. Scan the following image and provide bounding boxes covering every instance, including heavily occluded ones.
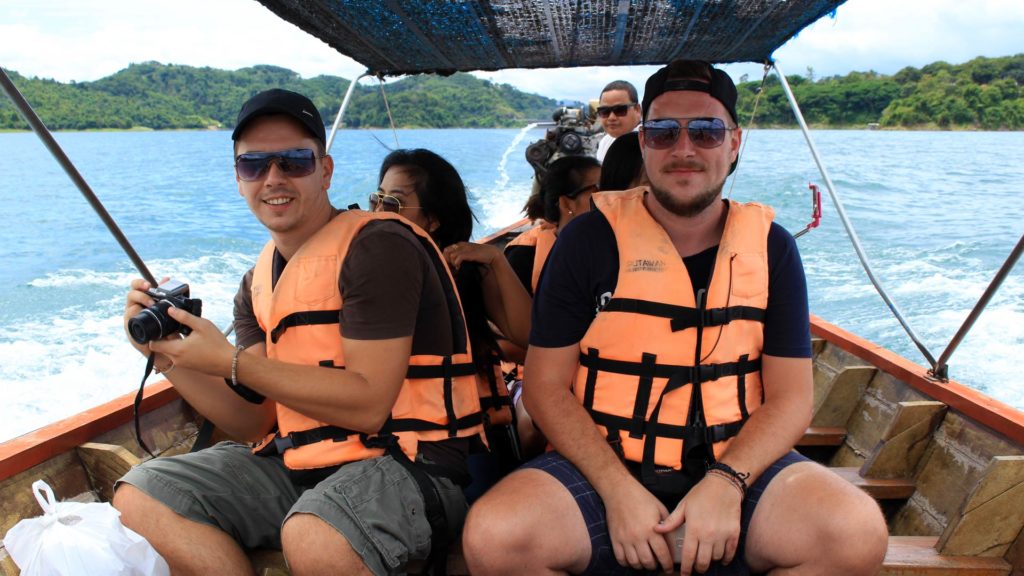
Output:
[256,0,847,76]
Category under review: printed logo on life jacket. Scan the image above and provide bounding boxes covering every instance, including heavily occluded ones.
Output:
[626,258,665,273]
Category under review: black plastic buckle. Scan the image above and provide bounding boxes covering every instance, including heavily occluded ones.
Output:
[697,363,723,382]
[272,435,295,454]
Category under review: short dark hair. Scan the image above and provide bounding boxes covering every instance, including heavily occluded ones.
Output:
[541,156,601,223]
[599,132,644,192]
[600,80,639,103]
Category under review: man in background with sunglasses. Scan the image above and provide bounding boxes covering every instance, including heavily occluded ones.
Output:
[115,89,486,575]
[595,80,642,163]
[464,61,886,576]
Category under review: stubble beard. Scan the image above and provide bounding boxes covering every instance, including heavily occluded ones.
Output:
[649,178,724,217]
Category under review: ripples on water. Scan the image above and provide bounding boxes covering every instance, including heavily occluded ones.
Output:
[0,128,1021,441]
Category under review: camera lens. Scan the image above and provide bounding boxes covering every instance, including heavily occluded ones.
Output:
[128,301,179,345]
[558,132,583,154]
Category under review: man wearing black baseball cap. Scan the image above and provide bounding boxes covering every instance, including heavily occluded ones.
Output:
[115,89,487,575]
[464,60,886,576]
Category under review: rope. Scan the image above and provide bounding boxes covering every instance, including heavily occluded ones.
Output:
[378,76,400,148]
[726,62,771,200]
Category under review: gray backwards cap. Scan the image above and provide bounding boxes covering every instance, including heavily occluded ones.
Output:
[231,89,326,145]
[641,61,739,124]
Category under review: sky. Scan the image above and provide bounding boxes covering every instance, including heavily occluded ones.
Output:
[1,0,1022,104]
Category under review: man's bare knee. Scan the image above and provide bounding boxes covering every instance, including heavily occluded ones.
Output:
[282,513,370,576]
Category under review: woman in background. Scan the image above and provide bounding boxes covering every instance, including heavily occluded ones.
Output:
[373,149,532,499]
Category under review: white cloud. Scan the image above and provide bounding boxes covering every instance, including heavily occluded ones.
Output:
[2,0,1022,102]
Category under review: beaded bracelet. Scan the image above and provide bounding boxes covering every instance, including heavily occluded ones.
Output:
[707,462,751,494]
[231,345,245,388]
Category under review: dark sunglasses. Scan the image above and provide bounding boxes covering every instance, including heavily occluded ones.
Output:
[596,104,637,118]
[568,183,598,198]
[368,192,423,213]
[235,148,319,182]
[642,117,736,150]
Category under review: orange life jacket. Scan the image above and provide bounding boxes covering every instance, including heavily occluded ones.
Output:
[576,189,771,492]
[251,210,485,470]
[504,222,557,294]
[501,222,557,387]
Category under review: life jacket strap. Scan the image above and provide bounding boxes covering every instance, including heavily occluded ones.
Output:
[588,409,744,443]
[579,353,761,382]
[601,298,765,332]
[270,309,341,343]
[254,425,360,457]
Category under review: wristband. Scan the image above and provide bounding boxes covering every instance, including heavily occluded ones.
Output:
[153,362,175,375]
[224,345,266,404]
[707,461,750,494]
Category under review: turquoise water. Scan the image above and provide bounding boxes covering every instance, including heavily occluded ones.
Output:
[0,127,1022,441]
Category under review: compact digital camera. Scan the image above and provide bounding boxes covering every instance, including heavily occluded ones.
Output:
[524,104,601,177]
[127,279,202,345]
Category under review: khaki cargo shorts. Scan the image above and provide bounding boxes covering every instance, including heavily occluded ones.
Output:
[117,441,466,575]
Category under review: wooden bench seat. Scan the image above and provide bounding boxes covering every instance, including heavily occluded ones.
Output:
[797,425,847,447]
[880,536,1010,575]
[251,536,1013,575]
[833,466,916,500]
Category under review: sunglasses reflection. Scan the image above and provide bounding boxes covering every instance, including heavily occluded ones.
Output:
[234,148,318,181]
[641,118,734,150]
[368,192,425,213]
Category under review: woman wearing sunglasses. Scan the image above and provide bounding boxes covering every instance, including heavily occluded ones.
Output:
[373,149,533,497]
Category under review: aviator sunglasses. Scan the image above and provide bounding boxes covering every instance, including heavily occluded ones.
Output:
[596,103,637,118]
[368,191,424,213]
[235,148,319,181]
[642,117,735,150]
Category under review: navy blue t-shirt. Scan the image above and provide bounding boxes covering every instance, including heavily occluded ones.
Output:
[530,203,811,358]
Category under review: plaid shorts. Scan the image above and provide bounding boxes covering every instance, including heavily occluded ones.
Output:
[520,450,809,575]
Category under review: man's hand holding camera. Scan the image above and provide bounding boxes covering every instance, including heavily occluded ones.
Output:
[123,278,228,378]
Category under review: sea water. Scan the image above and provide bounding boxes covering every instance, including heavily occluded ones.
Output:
[0,127,1021,442]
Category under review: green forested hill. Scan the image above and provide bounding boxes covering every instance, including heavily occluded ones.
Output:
[736,54,1024,129]
[0,62,556,131]
[2,54,1023,131]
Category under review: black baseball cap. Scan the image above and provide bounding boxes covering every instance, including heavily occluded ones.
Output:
[641,60,738,125]
[231,89,326,146]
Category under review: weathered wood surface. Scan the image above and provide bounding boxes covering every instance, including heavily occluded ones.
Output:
[798,426,847,447]
[882,537,1011,575]
[861,401,947,480]
[833,466,917,500]
[76,442,142,503]
[939,456,1024,558]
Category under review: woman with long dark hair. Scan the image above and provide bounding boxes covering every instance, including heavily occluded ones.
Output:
[373,149,532,497]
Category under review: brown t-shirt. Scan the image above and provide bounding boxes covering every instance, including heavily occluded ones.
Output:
[233,219,471,471]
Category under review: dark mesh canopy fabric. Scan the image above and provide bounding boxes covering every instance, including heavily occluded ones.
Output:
[256,0,847,76]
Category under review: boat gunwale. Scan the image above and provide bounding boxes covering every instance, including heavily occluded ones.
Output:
[811,314,1024,445]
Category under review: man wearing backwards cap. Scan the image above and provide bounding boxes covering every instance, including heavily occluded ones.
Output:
[114,89,486,575]
[464,61,887,575]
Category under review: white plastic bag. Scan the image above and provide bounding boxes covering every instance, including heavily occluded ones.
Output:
[3,480,170,576]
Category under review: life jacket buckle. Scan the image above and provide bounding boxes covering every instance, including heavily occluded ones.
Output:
[273,434,295,453]
[703,308,727,326]
[362,433,400,450]
[697,363,723,382]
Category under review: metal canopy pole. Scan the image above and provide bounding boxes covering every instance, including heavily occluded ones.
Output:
[773,61,938,371]
[0,66,156,285]
[326,71,369,154]
[933,233,1024,380]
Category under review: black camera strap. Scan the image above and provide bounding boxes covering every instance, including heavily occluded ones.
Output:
[133,353,159,458]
